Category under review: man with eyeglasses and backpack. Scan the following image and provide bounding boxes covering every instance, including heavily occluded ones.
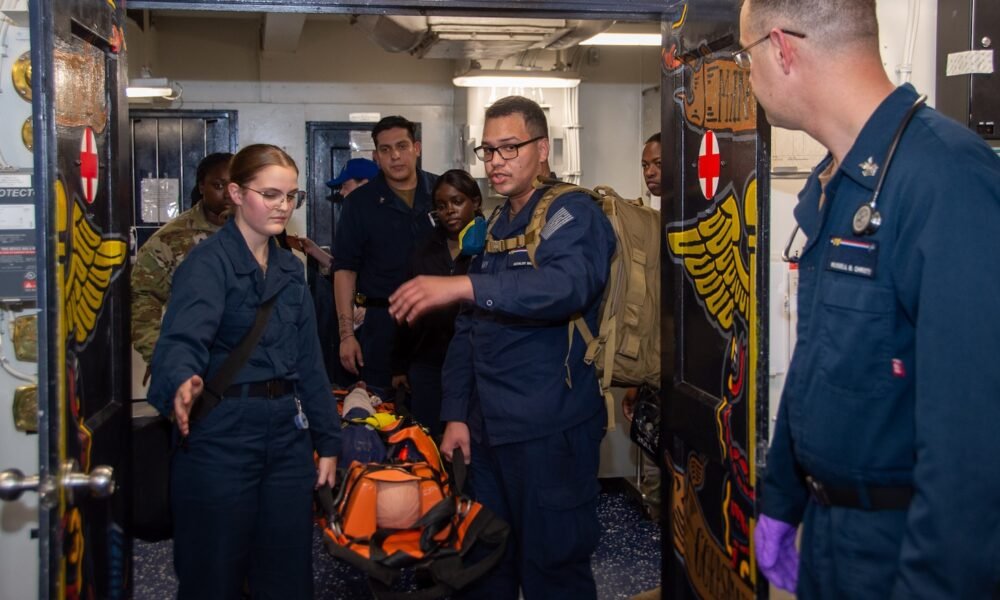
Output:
[389,95,616,599]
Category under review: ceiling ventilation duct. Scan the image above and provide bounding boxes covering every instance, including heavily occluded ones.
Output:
[352,15,613,61]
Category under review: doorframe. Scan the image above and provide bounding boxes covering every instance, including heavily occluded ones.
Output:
[29,1,59,593]
[127,0,681,19]
[30,1,134,597]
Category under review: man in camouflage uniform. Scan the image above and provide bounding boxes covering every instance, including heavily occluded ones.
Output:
[131,153,233,366]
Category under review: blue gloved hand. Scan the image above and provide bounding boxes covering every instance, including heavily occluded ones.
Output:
[754,514,799,592]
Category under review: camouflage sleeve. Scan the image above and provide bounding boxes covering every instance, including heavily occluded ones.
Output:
[130,236,177,364]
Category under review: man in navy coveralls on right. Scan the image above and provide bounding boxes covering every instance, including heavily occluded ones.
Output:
[738,1,1000,598]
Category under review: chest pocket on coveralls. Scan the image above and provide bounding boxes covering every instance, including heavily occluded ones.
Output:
[817,279,894,398]
[270,286,303,370]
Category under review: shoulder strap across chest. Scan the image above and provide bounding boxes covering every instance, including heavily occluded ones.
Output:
[484,179,597,266]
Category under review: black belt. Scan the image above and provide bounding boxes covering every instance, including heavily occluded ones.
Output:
[805,475,913,511]
[223,379,294,399]
[354,292,389,308]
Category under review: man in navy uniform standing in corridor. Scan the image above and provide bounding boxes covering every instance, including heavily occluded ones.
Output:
[738,0,1000,597]
[389,96,616,599]
[333,116,437,389]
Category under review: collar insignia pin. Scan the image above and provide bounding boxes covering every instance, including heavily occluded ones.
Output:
[859,156,879,177]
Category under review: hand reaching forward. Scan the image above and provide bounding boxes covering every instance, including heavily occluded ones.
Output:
[389,275,473,324]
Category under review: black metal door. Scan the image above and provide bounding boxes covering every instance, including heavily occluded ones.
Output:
[30,0,132,597]
[660,2,769,599]
[305,121,374,253]
[129,109,238,248]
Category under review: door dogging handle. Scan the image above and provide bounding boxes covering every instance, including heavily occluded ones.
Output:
[0,468,42,502]
[61,462,115,498]
[0,460,114,507]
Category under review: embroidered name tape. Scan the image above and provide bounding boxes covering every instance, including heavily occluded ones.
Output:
[509,248,532,268]
[826,236,878,278]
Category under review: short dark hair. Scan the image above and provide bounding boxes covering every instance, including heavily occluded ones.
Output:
[743,0,878,49]
[433,169,483,209]
[372,115,417,145]
[484,96,548,139]
[191,152,234,202]
[644,132,661,146]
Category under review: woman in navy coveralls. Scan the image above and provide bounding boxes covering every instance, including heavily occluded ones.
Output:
[148,144,341,600]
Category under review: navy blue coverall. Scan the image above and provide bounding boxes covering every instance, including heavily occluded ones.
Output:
[333,170,437,388]
[148,219,341,600]
[440,187,616,599]
[391,228,471,436]
[762,84,1000,599]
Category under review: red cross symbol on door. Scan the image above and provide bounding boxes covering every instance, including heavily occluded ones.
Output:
[80,127,99,204]
[698,130,721,201]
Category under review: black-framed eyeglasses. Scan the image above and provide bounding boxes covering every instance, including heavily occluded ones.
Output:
[242,186,306,209]
[732,29,806,70]
[473,136,545,162]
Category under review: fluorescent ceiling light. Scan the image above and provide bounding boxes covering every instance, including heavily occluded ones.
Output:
[126,77,182,100]
[452,70,580,89]
[579,33,661,46]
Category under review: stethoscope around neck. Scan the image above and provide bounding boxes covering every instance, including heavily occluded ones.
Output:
[781,95,927,263]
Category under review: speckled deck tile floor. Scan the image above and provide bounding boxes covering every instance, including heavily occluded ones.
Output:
[133,484,661,599]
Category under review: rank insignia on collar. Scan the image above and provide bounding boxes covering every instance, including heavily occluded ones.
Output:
[859,156,879,177]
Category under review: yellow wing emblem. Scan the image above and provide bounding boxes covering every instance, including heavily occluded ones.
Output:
[667,181,757,332]
[56,181,127,345]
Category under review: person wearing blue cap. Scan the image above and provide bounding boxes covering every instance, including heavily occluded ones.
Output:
[327,157,379,198]
[333,116,438,389]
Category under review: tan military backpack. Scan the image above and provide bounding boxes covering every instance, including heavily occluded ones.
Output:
[485,178,661,427]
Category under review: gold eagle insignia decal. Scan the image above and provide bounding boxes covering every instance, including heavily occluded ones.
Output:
[55,179,127,345]
[666,179,757,333]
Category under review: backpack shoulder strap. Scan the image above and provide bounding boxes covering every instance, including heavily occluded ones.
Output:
[485,181,598,266]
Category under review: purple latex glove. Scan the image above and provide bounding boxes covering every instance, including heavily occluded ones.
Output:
[754,514,799,592]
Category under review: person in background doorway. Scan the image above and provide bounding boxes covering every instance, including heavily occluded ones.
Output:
[131,152,233,371]
[389,96,616,599]
[333,116,438,389]
[640,132,662,210]
[328,156,379,199]
[277,158,380,282]
[148,144,340,600]
[391,169,482,436]
[739,0,1000,597]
